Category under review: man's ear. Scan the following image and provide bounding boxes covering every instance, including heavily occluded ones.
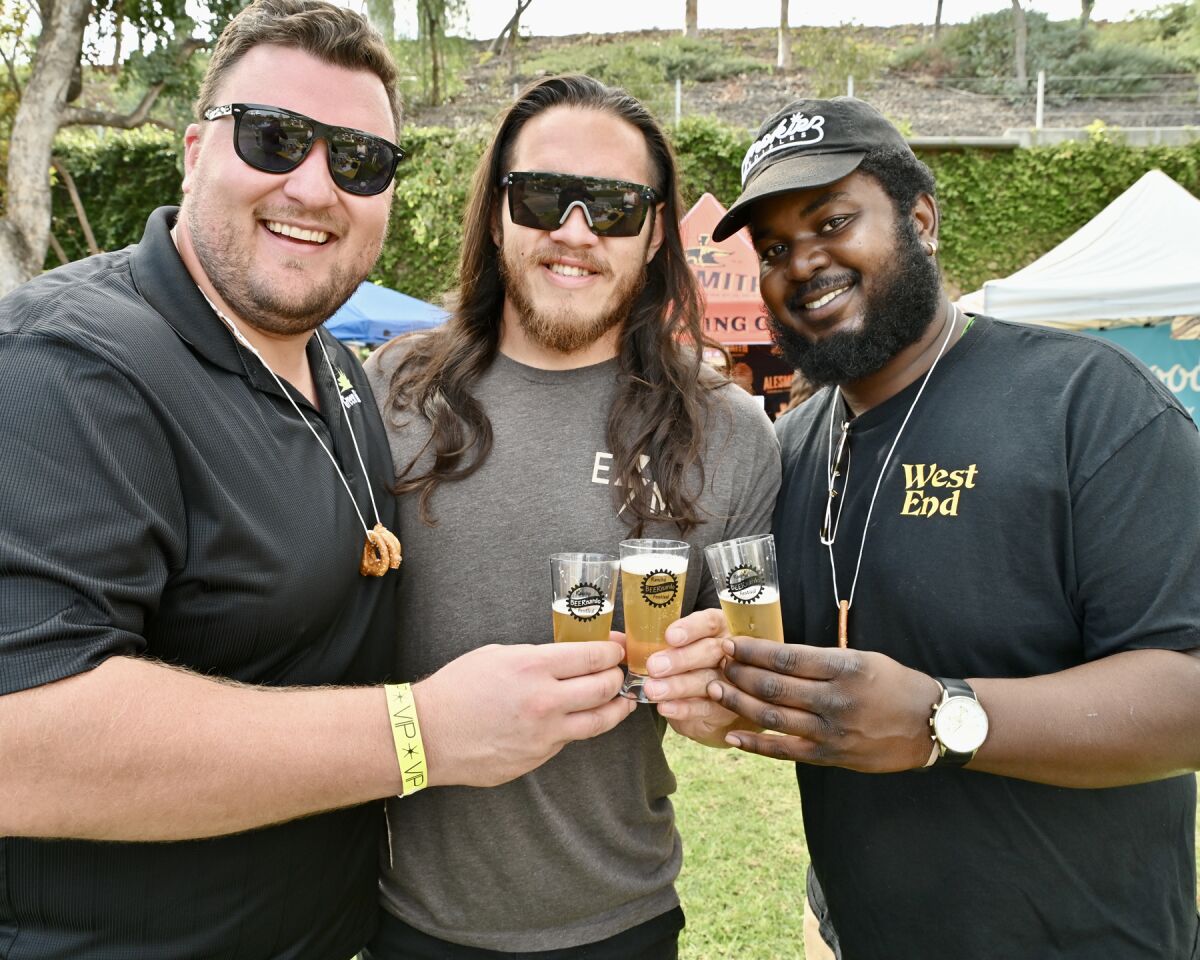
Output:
[912,192,939,250]
[182,123,204,194]
[491,199,504,248]
[645,202,665,264]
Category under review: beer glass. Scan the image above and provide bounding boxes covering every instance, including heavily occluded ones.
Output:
[703,533,784,643]
[549,553,618,643]
[619,538,690,701]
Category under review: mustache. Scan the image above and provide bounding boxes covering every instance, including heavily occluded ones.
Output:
[529,243,609,276]
[783,271,860,313]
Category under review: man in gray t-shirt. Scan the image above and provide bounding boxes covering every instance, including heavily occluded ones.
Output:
[363,76,780,959]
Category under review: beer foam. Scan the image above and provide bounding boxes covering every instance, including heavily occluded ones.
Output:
[621,553,689,576]
[552,598,614,616]
[718,585,780,605]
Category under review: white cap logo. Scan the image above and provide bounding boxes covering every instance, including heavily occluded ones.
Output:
[740,112,826,185]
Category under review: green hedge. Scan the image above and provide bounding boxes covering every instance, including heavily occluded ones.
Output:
[46,119,1200,301]
[926,137,1200,291]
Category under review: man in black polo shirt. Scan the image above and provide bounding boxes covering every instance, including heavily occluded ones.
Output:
[0,3,633,958]
[705,98,1200,958]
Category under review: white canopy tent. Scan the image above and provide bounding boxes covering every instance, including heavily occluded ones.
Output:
[957,170,1200,329]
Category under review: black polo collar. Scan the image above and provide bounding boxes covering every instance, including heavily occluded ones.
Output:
[131,206,248,377]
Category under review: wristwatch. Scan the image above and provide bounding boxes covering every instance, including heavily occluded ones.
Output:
[925,677,988,768]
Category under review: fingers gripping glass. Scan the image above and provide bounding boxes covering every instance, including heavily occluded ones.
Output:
[204,103,405,196]
[501,171,660,237]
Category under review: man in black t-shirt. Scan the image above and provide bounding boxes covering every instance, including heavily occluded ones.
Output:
[704,97,1200,958]
[0,3,634,958]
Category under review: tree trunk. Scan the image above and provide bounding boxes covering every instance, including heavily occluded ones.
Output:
[1080,0,1094,28]
[489,0,533,57]
[423,5,441,106]
[112,1,124,69]
[0,0,91,297]
[934,0,943,39]
[1011,0,1028,89]
[777,0,792,70]
[683,0,698,39]
[366,0,394,41]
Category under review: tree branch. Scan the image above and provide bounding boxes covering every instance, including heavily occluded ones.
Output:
[47,230,70,266]
[60,36,206,131]
[50,156,100,256]
[0,44,21,95]
[487,0,533,56]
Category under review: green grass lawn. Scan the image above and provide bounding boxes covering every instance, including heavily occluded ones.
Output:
[667,738,1200,959]
[665,734,810,959]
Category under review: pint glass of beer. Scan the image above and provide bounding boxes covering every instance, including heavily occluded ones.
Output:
[619,538,690,701]
[703,534,784,642]
[549,553,619,643]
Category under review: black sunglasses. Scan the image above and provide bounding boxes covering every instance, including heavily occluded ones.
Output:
[500,171,660,238]
[204,103,404,197]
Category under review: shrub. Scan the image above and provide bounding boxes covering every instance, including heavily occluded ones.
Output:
[527,36,769,86]
[1053,43,1190,96]
[1100,1,1200,70]
[788,26,891,97]
[523,37,769,117]
[940,9,1088,86]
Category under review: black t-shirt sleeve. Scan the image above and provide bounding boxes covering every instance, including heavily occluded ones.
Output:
[1072,405,1200,659]
[0,333,185,694]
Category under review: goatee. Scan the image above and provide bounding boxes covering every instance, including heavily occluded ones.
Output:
[500,242,647,355]
[767,217,942,387]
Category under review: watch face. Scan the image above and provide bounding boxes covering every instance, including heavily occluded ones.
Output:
[934,696,989,754]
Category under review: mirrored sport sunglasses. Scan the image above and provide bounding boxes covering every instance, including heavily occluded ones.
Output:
[501,171,660,238]
[203,103,405,197]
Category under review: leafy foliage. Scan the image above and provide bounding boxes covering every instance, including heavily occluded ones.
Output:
[46,128,182,265]
[43,118,1200,306]
[525,37,769,118]
[670,115,745,209]
[892,7,1190,95]
[391,34,474,109]
[1100,0,1200,70]
[927,137,1200,292]
[787,26,891,98]
[1053,43,1191,95]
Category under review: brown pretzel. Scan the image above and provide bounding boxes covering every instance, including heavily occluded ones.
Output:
[360,523,402,577]
[360,530,389,577]
[373,523,403,570]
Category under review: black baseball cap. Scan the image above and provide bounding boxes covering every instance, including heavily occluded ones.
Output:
[711,97,913,242]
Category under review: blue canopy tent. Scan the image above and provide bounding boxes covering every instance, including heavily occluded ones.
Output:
[324,281,447,345]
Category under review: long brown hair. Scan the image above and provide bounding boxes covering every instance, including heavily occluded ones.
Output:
[381,74,716,536]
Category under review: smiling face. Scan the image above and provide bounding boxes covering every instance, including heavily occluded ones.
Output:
[495,105,665,362]
[750,170,941,387]
[178,44,395,338]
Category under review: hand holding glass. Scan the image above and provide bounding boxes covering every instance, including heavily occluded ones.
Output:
[703,534,784,642]
[619,539,690,701]
[549,553,618,643]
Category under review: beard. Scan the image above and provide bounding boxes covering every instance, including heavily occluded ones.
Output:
[499,240,648,355]
[767,217,942,387]
[182,170,382,337]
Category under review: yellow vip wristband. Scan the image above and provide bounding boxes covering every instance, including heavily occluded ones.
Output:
[384,683,428,796]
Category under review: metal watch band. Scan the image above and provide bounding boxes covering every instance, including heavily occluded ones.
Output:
[931,677,979,768]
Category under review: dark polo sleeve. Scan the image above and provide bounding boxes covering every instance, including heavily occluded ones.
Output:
[0,332,185,694]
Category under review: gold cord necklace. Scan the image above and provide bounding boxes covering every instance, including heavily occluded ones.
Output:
[822,305,958,646]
